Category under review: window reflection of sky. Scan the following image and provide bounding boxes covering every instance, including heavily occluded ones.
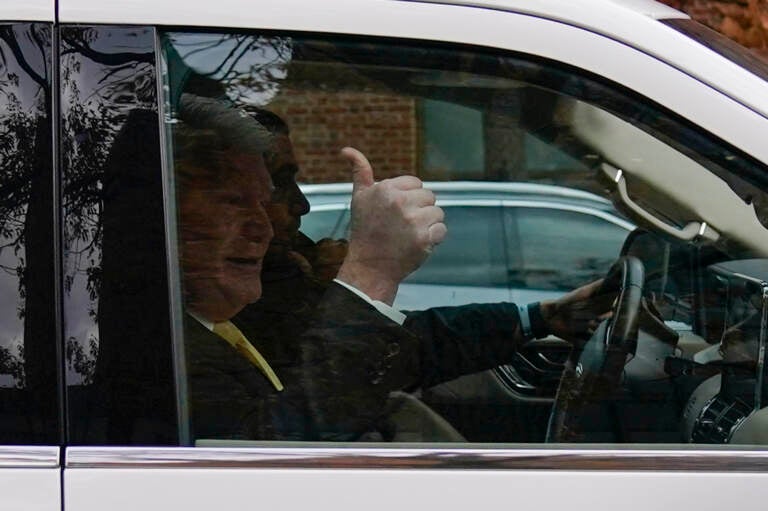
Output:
[61,28,160,386]
[166,33,291,105]
[61,29,156,386]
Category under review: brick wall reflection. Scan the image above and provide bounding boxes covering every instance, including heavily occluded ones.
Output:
[269,2,766,184]
[268,89,417,183]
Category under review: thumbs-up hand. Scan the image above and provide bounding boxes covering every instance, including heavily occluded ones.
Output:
[337,147,446,305]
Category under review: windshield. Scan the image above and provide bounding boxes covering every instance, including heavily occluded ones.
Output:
[662,18,768,83]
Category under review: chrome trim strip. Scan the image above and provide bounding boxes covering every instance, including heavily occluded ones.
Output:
[66,446,768,471]
[156,26,191,448]
[0,446,60,468]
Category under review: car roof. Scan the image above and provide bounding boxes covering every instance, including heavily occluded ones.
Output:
[403,0,687,24]
[55,0,768,125]
[58,0,687,25]
[0,0,52,21]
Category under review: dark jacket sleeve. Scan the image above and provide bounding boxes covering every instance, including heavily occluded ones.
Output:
[299,285,525,436]
[404,302,522,388]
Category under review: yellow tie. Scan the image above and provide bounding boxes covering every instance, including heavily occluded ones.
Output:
[212,321,284,392]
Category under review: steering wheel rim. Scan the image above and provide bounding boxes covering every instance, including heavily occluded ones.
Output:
[545,256,645,443]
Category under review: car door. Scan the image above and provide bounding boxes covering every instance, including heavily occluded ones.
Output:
[58,1,768,511]
[0,2,61,510]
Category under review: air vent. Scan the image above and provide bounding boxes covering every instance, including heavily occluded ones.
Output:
[691,395,752,443]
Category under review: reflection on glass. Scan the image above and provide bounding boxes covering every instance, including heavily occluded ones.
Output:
[62,26,175,445]
[61,26,156,387]
[0,24,56,444]
[163,32,768,448]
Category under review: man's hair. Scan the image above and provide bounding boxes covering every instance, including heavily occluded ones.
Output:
[173,94,272,185]
[242,106,289,136]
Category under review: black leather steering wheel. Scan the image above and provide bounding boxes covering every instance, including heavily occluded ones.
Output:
[546,256,645,442]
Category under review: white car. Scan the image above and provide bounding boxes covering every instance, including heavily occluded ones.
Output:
[300,181,635,309]
[2,0,768,510]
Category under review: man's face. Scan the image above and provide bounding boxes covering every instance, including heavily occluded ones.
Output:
[264,132,310,258]
[179,152,274,322]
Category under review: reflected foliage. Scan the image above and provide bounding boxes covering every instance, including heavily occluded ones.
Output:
[0,23,56,443]
[166,33,291,106]
[65,336,98,385]
[61,27,155,377]
[0,344,24,388]
[61,27,155,310]
[62,26,178,445]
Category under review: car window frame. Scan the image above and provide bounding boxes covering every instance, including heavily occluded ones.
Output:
[54,15,768,479]
[156,25,768,456]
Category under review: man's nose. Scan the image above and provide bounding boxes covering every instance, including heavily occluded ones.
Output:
[291,189,310,217]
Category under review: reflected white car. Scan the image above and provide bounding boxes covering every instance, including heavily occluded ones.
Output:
[300,181,635,309]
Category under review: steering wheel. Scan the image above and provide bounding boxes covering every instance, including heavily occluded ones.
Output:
[546,256,645,442]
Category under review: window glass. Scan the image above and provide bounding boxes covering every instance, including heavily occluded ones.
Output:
[299,207,350,241]
[161,32,768,447]
[0,23,58,444]
[61,26,177,445]
[305,204,506,288]
[421,99,485,179]
[508,206,632,291]
[404,205,506,287]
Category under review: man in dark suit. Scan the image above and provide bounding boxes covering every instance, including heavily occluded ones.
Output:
[176,97,608,442]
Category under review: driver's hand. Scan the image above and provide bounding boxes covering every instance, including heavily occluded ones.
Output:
[539,279,616,345]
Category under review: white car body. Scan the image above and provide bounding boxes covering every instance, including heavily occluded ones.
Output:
[2,0,768,510]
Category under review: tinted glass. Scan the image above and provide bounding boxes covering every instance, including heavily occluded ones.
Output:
[61,26,177,445]
[300,207,350,241]
[405,206,506,287]
[162,31,768,447]
[0,23,58,444]
[508,207,631,291]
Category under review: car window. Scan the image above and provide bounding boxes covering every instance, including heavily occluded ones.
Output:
[160,30,768,448]
[300,207,350,241]
[0,23,58,444]
[507,206,631,291]
[404,205,506,287]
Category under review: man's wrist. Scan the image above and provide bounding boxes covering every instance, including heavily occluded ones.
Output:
[519,302,549,341]
[333,279,406,325]
[528,302,549,339]
[336,261,398,305]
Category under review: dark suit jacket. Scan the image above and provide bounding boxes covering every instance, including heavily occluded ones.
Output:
[186,267,521,442]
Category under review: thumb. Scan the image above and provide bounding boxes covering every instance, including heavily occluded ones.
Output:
[341,146,374,192]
